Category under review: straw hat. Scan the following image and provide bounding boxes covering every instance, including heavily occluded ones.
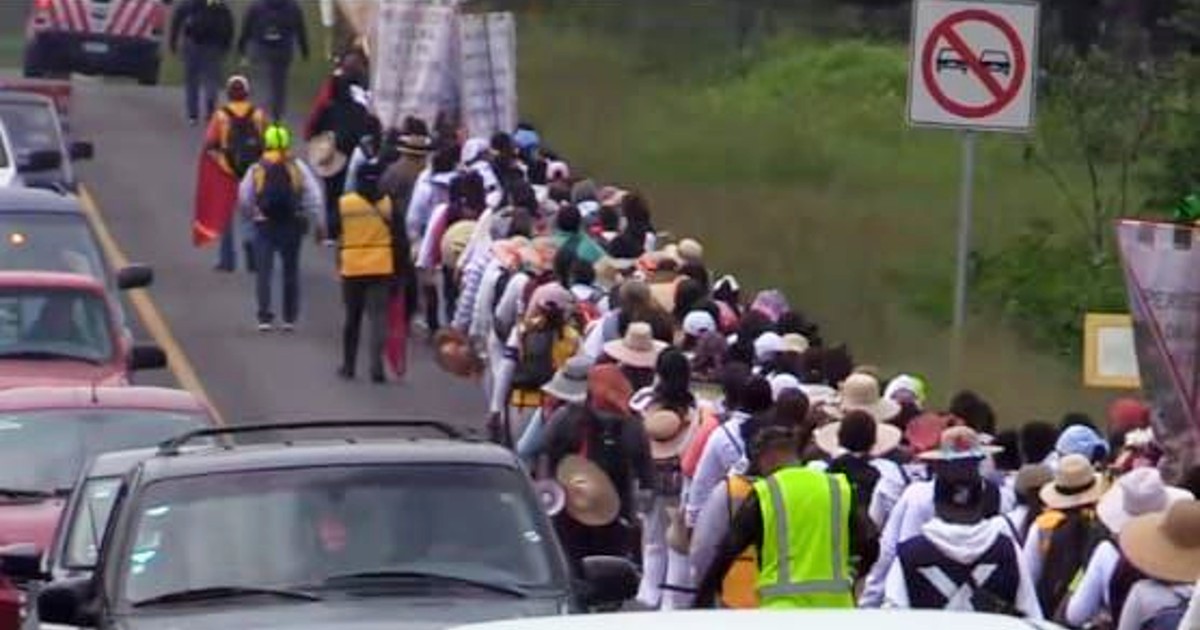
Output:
[838,373,901,422]
[1013,464,1054,501]
[814,413,903,458]
[556,455,620,527]
[541,356,592,404]
[306,131,347,177]
[677,238,704,264]
[919,425,1003,461]
[397,132,434,156]
[644,409,694,460]
[781,333,809,355]
[603,322,668,369]
[440,220,477,270]
[1040,454,1107,510]
[1097,468,1193,534]
[1120,500,1200,583]
[433,328,484,379]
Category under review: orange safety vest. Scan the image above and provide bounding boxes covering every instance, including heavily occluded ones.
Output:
[722,474,760,608]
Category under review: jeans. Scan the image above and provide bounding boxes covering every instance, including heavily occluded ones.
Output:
[182,42,223,121]
[250,48,291,120]
[340,276,390,376]
[216,216,257,272]
[253,220,303,324]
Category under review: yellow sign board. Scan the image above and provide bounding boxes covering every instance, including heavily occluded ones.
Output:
[1083,313,1141,389]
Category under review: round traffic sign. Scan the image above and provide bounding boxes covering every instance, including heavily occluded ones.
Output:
[920,9,1027,119]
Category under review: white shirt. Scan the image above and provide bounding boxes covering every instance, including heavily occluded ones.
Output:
[868,459,926,529]
[1117,580,1193,630]
[1066,539,1121,627]
[685,412,750,527]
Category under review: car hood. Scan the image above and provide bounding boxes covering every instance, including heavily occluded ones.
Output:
[0,497,64,550]
[119,597,564,630]
[0,360,123,390]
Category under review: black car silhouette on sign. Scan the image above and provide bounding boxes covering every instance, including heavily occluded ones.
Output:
[979,49,1012,75]
[936,47,968,73]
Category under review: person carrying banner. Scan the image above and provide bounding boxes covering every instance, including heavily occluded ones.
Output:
[199,75,267,272]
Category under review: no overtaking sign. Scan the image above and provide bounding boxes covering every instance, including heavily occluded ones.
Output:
[907,0,1039,132]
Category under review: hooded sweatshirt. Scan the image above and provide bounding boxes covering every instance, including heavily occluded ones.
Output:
[884,517,1043,619]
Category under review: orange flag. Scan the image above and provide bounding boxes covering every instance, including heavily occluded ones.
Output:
[191,152,239,248]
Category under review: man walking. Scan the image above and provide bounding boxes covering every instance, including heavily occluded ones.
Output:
[204,75,267,272]
[336,158,395,383]
[237,123,324,331]
[694,423,878,608]
[169,0,235,126]
[237,0,309,120]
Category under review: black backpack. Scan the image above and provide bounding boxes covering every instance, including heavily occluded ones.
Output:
[511,326,557,391]
[187,1,227,43]
[1035,509,1108,615]
[223,107,262,177]
[827,454,881,512]
[256,160,299,223]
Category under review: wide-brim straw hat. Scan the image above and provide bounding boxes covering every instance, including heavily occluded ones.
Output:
[814,418,902,458]
[645,409,694,460]
[918,425,1004,461]
[306,131,347,177]
[837,373,902,422]
[1040,453,1107,510]
[433,328,484,379]
[541,356,592,404]
[1119,500,1200,583]
[1097,467,1193,534]
[603,322,668,369]
[556,455,620,527]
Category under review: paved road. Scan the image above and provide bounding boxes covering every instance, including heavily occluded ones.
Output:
[71,81,485,430]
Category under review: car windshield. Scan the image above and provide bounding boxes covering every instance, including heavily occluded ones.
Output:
[1,214,106,281]
[64,476,121,569]
[0,410,208,494]
[0,102,62,157]
[121,464,564,606]
[0,288,114,364]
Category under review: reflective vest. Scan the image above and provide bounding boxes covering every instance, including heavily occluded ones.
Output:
[338,193,394,278]
[722,474,759,608]
[755,466,855,609]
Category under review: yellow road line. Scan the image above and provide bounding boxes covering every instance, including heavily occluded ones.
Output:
[77,186,227,427]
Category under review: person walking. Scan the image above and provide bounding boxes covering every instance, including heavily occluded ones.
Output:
[693,422,878,608]
[237,123,324,331]
[307,51,373,243]
[170,0,235,126]
[204,75,267,272]
[237,0,309,120]
[1115,500,1200,630]
[335,158,394,383]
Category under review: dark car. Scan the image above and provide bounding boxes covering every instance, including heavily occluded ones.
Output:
[23,0,165,86]
[17,421,638,630]
[0,92,92,193]
[935,47,968,73]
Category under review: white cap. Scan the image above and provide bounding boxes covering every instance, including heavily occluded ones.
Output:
[682,311,717,338]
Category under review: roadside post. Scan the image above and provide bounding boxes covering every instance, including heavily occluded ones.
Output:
[906,0,1039,374]
[319,0,335,59]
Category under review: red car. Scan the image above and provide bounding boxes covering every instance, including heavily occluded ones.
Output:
[0,385,217,630]
[0,270,163,390]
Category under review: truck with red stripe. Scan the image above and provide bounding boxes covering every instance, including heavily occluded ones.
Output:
[23,0,167,86]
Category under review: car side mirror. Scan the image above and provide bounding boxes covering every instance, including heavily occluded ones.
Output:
[38,577,96,627]
[581,555,639,609]
[69,141,94,161]
[17,149,62,173]
[116,264,153,290]
[0,543,45,582]
[129,345,168,372]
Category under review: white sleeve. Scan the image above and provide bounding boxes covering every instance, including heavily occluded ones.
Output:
[1012,533,1045,620]
[1117,582,1154,630]
[882,560,910,609]
[1180,578,1200,630]
[689,481,733,582]
[469,263,502,343]
[1022,526,1045,586]
[416,204,447,270]
[405,176,433,242]
[686,431,731,528]
[859,487,910,607]
[581,315,607,361]
[1066,541,1117,627]
[237,166,257,220]
[489,326,519,415]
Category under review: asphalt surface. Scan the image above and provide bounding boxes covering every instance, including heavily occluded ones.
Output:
[70,81,485,431]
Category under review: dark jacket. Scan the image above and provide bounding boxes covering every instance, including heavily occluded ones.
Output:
[169,0,235,52]
[237,0,309,59]
[544,406,653,519]
[311,78,373,157]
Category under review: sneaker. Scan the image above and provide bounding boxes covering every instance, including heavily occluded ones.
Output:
[280,322,295,333]
[257,321,273,332]
[322,238,336,248]
[337,366,355,380]
[187,116,199,127]
[370,369,385,384]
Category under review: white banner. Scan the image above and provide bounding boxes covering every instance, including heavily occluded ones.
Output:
[459,12,518,139]
[370,0,459,129]
[1116,219,1200,480]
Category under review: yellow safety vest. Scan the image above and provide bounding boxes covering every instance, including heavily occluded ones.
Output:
[755,466,855,609]
[722,474,760,609]
[338,193,394,278]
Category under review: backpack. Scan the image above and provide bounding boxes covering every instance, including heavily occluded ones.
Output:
[187,1,227,43]
[255,160,301,223]
[511,324,576,391]
[1034,508,1108,616]
[1140,593,1189,630]
[223,107,262,177]
[827,454,881,512]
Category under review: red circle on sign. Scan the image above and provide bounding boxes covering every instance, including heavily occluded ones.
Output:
[920,9,1027,119]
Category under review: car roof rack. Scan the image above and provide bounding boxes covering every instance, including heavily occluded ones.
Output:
[157,419,466,456]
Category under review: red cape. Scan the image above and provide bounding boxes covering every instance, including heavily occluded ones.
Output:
[191,152,239,248]
[305,76,335,140]
[385,294,408,378]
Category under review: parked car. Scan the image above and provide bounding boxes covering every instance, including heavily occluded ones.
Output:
[0,122,15,188]
[0,76,73,134]
[0,92,91,193]
[0,271,163,390]
[0,187,153,333]
[23,0,166,86]
[450,610,1068,630]
[21,421,638,630]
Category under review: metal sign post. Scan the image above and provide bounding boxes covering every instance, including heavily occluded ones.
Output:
[952,130,976,329]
